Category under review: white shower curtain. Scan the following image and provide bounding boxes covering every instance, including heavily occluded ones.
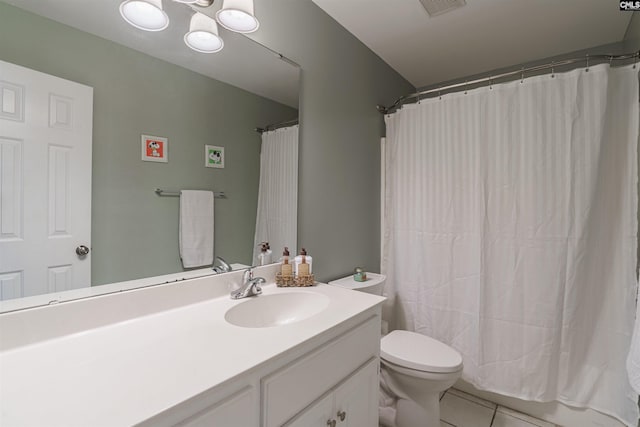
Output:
[253,125,298,264]
[383,64,639,426]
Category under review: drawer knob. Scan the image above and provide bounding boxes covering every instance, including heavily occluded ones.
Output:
[326,419,336,427]
[337,410,346,421]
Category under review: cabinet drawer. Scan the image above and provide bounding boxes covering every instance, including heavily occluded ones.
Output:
[262,315,380,427]
[139,383,257,427]
[175,386,257,427]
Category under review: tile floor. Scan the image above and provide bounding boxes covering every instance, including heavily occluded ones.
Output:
[439,388,556,427]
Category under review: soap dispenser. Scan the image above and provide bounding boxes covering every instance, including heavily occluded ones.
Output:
[281,247,293,277]
[294,248,312,276]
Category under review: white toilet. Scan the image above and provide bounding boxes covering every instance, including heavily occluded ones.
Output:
[329,273,463,427]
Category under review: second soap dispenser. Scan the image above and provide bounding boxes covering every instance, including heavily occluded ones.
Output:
[294,248,312,276]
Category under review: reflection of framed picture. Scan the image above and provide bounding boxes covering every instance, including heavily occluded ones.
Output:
[141,135,168,163]
[205,145,224,169]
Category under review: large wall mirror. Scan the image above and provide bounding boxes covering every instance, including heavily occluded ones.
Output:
[0,0,300,311]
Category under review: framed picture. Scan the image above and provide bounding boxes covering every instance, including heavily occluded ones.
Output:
[205,145,225,169]
[141,135,168,163]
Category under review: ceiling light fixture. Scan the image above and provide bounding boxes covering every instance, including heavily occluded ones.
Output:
[215,0,259,34]
[119,0,259,53]
[184,13,224,53]
[174,0,215,5]
[119,0,169,32]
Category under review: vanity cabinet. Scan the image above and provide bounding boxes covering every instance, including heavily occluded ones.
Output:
[1,274,385,427]
[151,314,381,427]
[262,315,380,427]
[285,358,379,427]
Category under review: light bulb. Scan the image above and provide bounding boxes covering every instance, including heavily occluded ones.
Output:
[215,0,259,33]
[119,0,169,32]
[184,13,224,53]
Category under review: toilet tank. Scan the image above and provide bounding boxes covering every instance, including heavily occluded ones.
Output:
[328,273,386,296]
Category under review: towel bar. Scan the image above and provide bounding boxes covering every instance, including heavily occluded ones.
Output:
[154,188,226,198]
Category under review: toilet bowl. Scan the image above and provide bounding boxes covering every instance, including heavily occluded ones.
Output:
[381,330,462,427]
[328,273,463,427]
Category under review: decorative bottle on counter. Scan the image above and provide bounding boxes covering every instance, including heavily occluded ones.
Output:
[265,242,272,263]
[281,247,293,276]
[257,242,273,266]
[294,248,312,276]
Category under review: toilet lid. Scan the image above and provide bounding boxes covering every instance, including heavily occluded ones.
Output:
[381,330,463,373]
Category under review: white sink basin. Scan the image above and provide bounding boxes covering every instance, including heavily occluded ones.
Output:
[225,292,330,328]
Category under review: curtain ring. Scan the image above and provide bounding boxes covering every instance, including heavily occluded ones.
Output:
[464,81,468,94]
[609,55,614,66]
[585,54,590,72]
[438,90,441,100]
[550,62,555,78]
[520,68,524,83]
[489,77,493,90]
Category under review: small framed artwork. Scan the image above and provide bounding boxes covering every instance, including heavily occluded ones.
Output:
[205,145,225,169]
[141,135,168,163]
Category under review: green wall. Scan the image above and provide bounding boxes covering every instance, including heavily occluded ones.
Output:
[625,12,640,41]
[3,1,630,286]
[248,1,640,283]
[248,1,415,282]
[0,2,297,285]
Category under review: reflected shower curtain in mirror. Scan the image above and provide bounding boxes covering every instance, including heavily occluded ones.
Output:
[253,125,299,264]
[382,64,639,425]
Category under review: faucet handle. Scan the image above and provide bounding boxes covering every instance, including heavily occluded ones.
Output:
[212,256,231,273]
[242,267,254,283]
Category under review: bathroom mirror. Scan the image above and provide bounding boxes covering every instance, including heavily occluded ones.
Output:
[0,0,299,311]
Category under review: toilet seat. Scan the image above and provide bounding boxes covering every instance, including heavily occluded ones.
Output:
[381,330,463,373]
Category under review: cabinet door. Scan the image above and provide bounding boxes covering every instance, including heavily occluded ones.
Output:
[262,317,380,427]
[285,393,334,427]
[333,359,379,427]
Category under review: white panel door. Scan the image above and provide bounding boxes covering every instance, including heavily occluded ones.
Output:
[0,60,93,300]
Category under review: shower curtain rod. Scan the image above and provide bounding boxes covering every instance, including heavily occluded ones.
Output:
[377,50,640,114]
[255,118,299,134]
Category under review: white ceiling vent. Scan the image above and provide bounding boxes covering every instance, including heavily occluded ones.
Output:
[418,0,466,17]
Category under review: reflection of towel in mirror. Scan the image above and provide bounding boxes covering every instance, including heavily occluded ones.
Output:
[179,190,214,268]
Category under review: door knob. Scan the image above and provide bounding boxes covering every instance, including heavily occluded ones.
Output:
[76,245,90,256]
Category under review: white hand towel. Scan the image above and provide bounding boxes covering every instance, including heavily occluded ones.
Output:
[627,279,640,394]
[179,190,214,268]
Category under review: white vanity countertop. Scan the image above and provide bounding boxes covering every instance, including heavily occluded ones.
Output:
[0,273,384,426]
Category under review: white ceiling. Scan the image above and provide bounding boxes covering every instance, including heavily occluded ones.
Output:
[312,0,633,89]
[1,0,300,108]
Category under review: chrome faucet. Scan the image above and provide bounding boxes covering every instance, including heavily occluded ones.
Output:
[212,256,232,274]
[230,268,265,299]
